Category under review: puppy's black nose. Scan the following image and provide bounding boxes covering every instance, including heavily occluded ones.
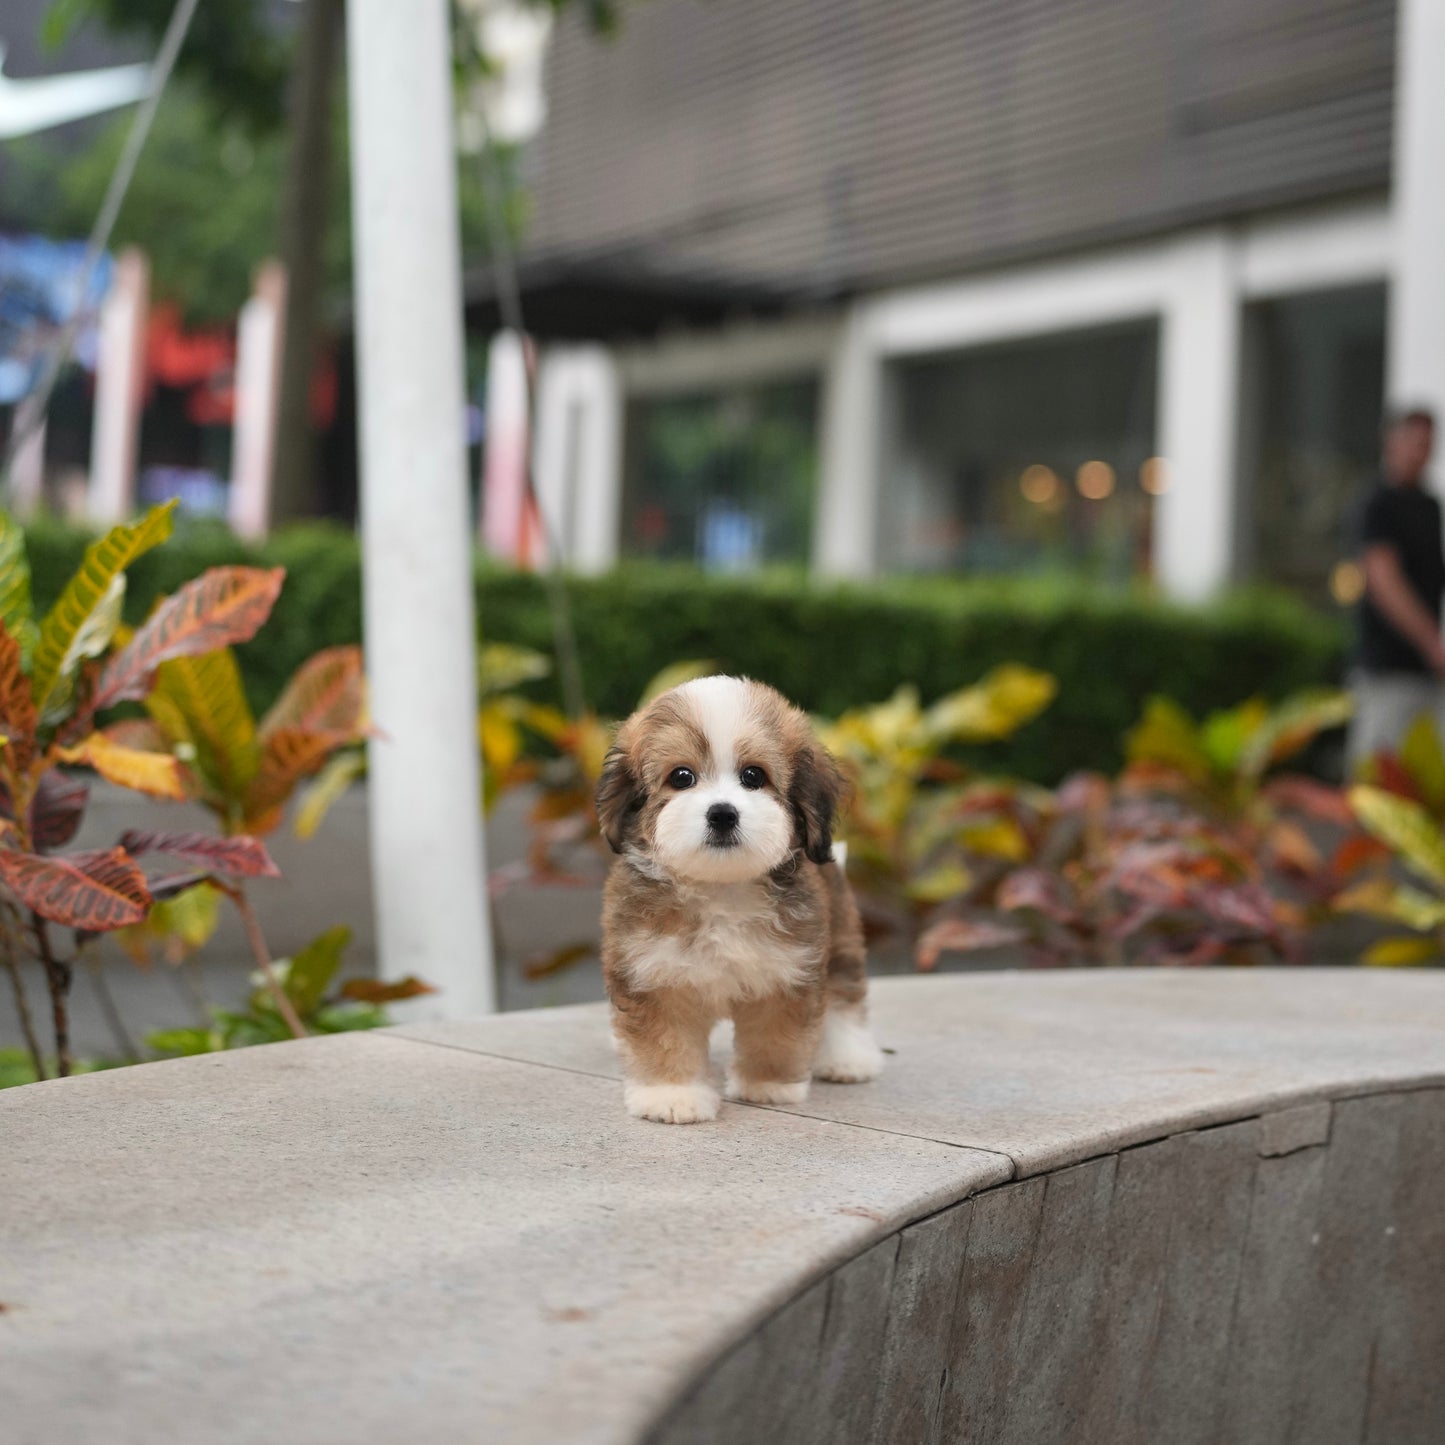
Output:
[706,802,740,832]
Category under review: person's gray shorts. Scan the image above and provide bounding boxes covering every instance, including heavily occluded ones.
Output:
[1347,670,1445,769]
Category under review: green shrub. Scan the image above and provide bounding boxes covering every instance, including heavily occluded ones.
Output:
[23,518,1347,781]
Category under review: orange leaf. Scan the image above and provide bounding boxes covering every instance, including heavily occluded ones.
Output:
[0,846,151,931]
[1329,833,1390,879]
[93,567,286,709]
[259,647,366,741]
[339,975,437,1004]
[58,732,188,800]
[242,728,339,833]
[0,621,37,770]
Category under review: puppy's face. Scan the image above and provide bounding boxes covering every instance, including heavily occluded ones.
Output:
[597,675,841,885]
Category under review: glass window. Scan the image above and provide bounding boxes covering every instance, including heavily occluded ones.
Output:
[1238,285,1386,601]
[621,379,818,570]
[880,322,1159,581]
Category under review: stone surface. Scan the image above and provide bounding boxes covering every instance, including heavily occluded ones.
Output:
[396,968,1445,1174]
[6,970,1445,1444]
[0,1030,1003,1445]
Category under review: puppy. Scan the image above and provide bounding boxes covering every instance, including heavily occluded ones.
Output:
[596,675,884,1124]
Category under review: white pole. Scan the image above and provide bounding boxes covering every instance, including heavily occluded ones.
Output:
[1388,0,1445,425]
[347,0,494,1016]
[87,247,148,524]
[229,260,286,540]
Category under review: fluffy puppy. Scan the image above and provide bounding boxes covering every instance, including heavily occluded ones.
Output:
[596,675,884,1124]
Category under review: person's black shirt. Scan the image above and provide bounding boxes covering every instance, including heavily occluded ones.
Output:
[1357,478,1445,674]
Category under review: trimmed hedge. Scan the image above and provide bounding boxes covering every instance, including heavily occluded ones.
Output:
[22,517,1349,782]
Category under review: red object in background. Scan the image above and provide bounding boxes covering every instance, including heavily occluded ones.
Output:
[143,303,336,430]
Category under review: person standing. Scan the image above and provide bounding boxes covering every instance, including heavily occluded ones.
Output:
[1349,407,1444,766]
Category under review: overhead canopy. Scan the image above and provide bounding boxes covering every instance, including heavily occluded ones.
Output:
[461,249,813,342]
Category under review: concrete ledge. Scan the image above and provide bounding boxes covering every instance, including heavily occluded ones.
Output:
[5,970,1445,1443]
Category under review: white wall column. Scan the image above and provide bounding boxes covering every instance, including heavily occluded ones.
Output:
[815,310,882,578]
[1156,232,1242,600]
[229,260,286,540]
[480,329,534,565]
[1388,0,1445,422]
[348,0,494,1017]
[532,344,622,573]
[87,247,148,524]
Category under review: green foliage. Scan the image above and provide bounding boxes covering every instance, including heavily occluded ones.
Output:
[22,522,1348,783]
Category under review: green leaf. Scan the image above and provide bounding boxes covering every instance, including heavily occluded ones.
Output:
[312,1000,388,1033]
[1238,690,1354,780]
[904,860,974,904]
[276,924,352,1017]
[146,1026,223,1057]
[1399,715,1445,813]
[1201,698,1268,776]
[1349,785,1445,888]
[147,647,258,808]
[31,502,176,719]
[1124,697,1210,782]
[1362,935,1443,967]
[0,510,37,663]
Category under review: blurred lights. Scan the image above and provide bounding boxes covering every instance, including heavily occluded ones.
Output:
[1076,460,1116,500]
[1330,561,1365,606]
[1139,457,1169,495]
[1019,464,1060,505]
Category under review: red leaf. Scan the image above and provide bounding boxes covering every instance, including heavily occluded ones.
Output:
[1371,752,1425,803]
[916,917,1029,971]
[119,829,280,879]
[1329,833,1390,879]
[997,868,1078,922]
[0,622,37,771]
[1259,776,1354,826]
[29,771,89,851]
[0,846,151,931]
[259,647,366,740]
[93,567,286,709]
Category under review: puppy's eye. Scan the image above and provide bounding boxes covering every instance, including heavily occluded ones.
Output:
[666,767,697,790]
[739,765,767,790]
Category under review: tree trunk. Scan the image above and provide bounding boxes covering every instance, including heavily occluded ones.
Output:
[269,0,344,526]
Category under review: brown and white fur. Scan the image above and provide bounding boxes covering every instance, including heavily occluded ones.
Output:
[596,675,884,1124]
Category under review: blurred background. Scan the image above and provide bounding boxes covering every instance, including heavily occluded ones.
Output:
[2,0,1442,1070]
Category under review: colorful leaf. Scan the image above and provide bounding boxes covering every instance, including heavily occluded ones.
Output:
[0,845,151,930]
[148,647,258,804]
[477,642,551,699]
[0,621,37,770]
[1398,715,1445,814]
[916,917,1029,971]
[243,727,339,834]
[58,733,188,800]
[1239,690,1353,779]
[117,881,221,966]
[1348,785,1445,887]
[30,501,175,718]
[904,860,974,904]
[1123,697,1211,784]
[258,646,366,741]
[29,770,88,851]
[118,829,280,879]
[93,566,286,709]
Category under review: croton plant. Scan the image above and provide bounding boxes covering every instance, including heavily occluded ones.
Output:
[0,503,374,1078]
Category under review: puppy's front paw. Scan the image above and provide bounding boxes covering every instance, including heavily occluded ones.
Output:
[813,1012,885,1083]
[725,1071,810,1106]
[624,1080,720,1124]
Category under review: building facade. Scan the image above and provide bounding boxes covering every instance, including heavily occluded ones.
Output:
[507,0,1444,602]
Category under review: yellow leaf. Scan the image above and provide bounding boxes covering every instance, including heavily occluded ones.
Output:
[638,660,716,706]
[1398,714,1445,812]
[479,703,523,774]
[294,748,367,840]
[1349,785,1445,887]
[148,647,258,806]
[31,501,175,718]
[1124,696,1211,783]
[904,860,974,904]
[925,665,1057,744]
[957,815,1031,862]
[477,643,551,699]
[58,732,188,800]
[1362,935,1442,967]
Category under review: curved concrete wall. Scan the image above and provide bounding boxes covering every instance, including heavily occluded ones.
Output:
[650,1090,1445,1445]
[5,971,1445,1444]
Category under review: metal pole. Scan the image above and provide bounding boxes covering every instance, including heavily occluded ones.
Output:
[346,0,494,1016]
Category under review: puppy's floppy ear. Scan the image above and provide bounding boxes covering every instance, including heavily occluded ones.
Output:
[789,741,843,865]
[596,742,644,854]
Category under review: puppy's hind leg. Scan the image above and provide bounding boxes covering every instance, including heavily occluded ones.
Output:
[813,865,885,1084]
